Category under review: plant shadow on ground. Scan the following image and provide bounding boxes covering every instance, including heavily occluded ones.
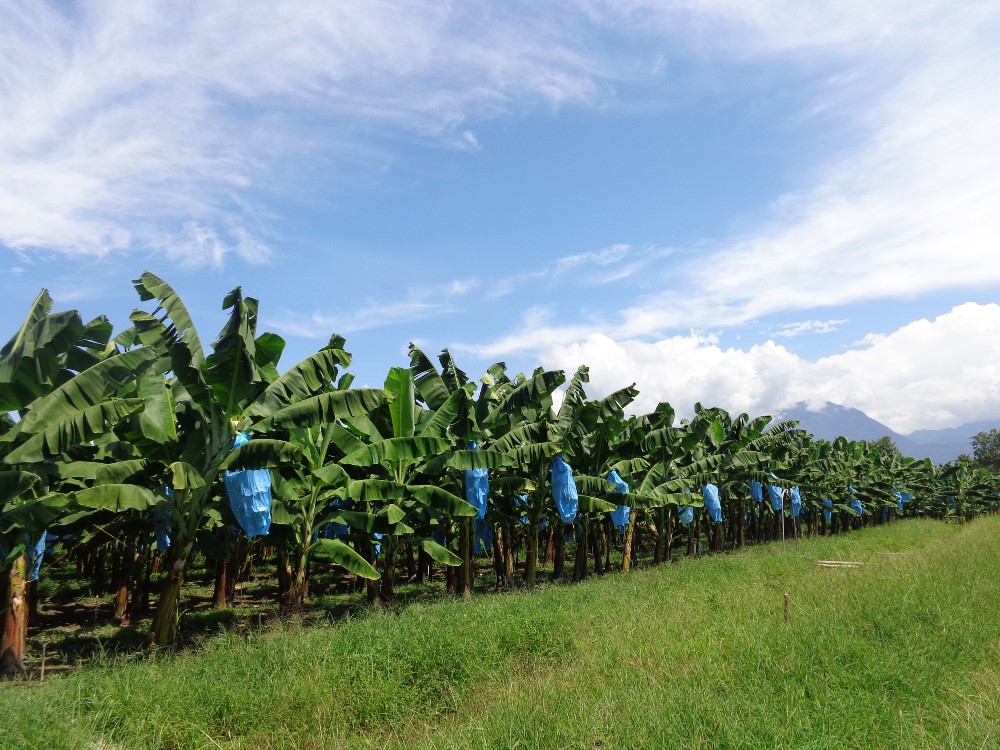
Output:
[23,556,512,677]
[22,521,804,678]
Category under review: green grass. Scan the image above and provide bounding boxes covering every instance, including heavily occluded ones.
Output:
[2,518,998,749]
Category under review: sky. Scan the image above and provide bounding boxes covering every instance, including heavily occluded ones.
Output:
[2,0,999,435]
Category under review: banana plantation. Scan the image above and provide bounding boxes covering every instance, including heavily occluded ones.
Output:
[2,273,998,678]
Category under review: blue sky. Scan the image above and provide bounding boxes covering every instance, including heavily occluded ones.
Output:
[2,1,999,434]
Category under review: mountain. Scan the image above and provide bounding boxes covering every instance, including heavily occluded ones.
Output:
[775,402,997,464]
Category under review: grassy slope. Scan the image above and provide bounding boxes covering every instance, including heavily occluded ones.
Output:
[2,518,997,750]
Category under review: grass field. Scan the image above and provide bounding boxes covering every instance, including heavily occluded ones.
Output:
[2,517,998,749]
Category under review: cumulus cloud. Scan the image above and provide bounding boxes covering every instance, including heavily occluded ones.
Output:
[539,303,1000,434]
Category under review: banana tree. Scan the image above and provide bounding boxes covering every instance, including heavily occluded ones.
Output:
[126,273,384,644]
[1,291,158,673]
[223,361,386,612]
[616,404,718,562]
[482,367,568,588]
[694,407,800,550]
[335,366,491,603]
[546,366,637,580]
[937,460,997,522]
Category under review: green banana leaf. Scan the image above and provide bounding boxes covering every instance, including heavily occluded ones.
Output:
[314,538,379,579]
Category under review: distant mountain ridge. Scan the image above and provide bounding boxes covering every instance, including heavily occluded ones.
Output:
[775,402,997,464]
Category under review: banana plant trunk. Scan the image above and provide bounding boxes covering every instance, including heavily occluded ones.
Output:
[285,521,315,613]
[0,555,28,677]
[114,544,139,622]
[621,512,636,572]
[552,525,566,580]
[502,524,515,588]
[574,516,589,581]
[603,518,612,572]
[149,548,189,646]
[213,557,230,609]
[525,519,540,588]
[457,517,473,597]
[653,508,666,564]
[591,520,605,575]
[380,536,397,604]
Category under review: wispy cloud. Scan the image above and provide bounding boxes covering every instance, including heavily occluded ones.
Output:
[269,274,480,337]
[461,0,1000,354]
[772,319,849,338]
[0,1,643,267]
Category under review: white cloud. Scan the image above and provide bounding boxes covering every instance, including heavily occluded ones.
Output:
[4,0,996,352]
[772,319,848,338]
[269,274,480,337]
[455,0,1000,349]
[538,303,1000,433]
[0,1,637,267]
[271,301,453,338]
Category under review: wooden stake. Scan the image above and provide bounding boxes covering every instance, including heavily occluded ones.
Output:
[783,592,791,623]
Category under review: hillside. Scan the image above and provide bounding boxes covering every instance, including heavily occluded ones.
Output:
[777,402,997,463]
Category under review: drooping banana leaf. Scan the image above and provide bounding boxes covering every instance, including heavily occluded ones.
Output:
[220,440,304,470]
[4,399,146,464]
[314,538,379,579]
[73,484,158,512]
[132,271,206,367]
[257,388,388,431]
[241,347,352,423]
[420,538,462,566]
[340,437,451,467]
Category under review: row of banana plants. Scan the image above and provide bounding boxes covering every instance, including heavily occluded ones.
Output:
[2,273,997,676]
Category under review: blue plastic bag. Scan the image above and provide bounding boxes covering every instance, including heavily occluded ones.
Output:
[821,498,833,522]
[789,487,802,519]
[702,484,722,523]
[464,441,489,520]
[767,484,783,512]
[898,491,912,511]
[25,530,47,581]
[223,433,272,538]
[551,455,579,524]
[474,517,493,555]
[320,522,348,539]
[678,505,694,525]
[849,497,864,516]
[514,493,529,526]
[608,469,630,529]
[748,481,763,502]
[154,494,172,550]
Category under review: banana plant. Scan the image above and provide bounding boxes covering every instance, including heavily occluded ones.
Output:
[223,361,386,612]
[614,404,719,562]
[125,273,384,644]
[483,367,568,588]
[546,366,636,580]
[334,366,491,603]
[1,291,158,674]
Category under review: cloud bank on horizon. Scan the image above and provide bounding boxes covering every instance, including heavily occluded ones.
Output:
[1,1,998,434]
